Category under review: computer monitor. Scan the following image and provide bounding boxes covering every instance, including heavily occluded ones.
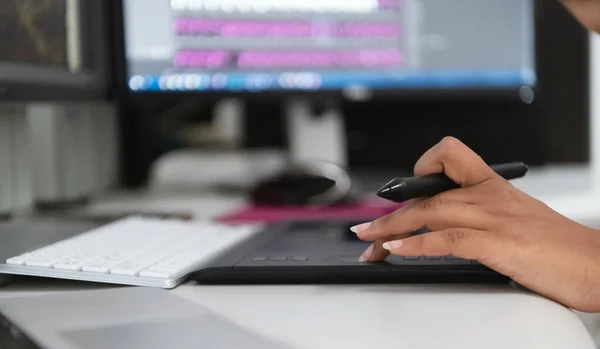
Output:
[0,1,117,213]
[0,0,111,101]
[115,0,537,170]
[119,0,536,96]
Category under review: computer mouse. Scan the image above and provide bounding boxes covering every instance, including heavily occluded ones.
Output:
[249,162,359,207]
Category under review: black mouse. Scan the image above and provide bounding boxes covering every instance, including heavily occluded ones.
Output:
[249,162,360,207]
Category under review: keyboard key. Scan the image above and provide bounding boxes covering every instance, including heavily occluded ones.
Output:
[53,260,86,271]
[103,254,130,263]
[425,256,441,260]
[150,260,192,272]
[141,262,184,277]
[139,269,175,279]
[82,262,117,273]
[6,257,27,266]
[25,257,59,268]
[252,257,268,262]
[110,263,148,276]
[403,256,421,260]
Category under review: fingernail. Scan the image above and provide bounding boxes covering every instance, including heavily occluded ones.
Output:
[358,244,374,262]
[382,240,403,250]
[350,222,372,234]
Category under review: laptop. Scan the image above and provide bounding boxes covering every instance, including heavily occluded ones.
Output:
[0,287,291,349]
[188,219,509,284]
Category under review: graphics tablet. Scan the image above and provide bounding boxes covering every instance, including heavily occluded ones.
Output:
[189,219,509,284]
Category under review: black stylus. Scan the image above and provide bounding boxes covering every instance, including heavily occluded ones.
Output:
[376,162,529,203]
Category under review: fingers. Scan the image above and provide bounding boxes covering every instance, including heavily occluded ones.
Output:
[359,234,410,262]
[368,241,390,261]
[352,196,489,242]
[359,241,388,262]
[354,137,500,263]
[414,137,498,187]
[382,228,485,260]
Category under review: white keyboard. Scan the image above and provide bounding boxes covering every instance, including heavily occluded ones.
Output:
[0,217,261,288]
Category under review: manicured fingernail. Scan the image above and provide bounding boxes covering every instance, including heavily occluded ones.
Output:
[358,244,374,262]
[383,240,403,250]
[350,222,372,234]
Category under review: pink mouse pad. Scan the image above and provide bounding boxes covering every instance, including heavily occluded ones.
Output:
[215,197,407,224]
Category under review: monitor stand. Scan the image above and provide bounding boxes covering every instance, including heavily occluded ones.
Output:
[284,99,348,168]
[0,104,33,219]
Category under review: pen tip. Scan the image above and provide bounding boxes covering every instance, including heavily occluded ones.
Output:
[376,178,405,201]
[376,185,394,200]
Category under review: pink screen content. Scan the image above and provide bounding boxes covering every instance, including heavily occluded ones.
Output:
[169,0,404,70]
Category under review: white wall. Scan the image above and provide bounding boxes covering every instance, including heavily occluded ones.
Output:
[511,32,600,226]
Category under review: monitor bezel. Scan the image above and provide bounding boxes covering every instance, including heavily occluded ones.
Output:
[111,0,540,102]
[0,0,112,101]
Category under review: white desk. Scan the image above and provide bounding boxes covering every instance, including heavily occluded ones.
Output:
[0,280,594,349]
[175,284,596,349]
[0,190,597,349]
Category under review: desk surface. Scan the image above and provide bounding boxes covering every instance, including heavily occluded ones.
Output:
[175,284,595,349]
[1,189,598,349]
[0,280,594,349]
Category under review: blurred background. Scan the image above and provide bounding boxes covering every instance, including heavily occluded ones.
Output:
[1,0,600,344]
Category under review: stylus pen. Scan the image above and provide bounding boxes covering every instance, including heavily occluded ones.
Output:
[376,162,529,203]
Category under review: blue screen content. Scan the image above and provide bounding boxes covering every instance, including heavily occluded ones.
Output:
[122,0,536,92]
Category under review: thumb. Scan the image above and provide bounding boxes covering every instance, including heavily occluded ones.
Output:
[414,137,498,187]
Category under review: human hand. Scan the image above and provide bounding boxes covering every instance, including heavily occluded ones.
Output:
[352,137,600,312]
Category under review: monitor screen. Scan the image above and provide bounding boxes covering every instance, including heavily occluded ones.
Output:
[0,0,109,101]
[122,0,536,93]
[0,0,69,68]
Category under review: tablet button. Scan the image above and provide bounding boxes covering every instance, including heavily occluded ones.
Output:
[340,258,367,263]
[444,256,461,260]
[269,256,288,261]
[291,256,308,261]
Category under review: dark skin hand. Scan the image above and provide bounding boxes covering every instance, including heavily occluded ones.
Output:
[351,1,600,312]
[351,137,600,312]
